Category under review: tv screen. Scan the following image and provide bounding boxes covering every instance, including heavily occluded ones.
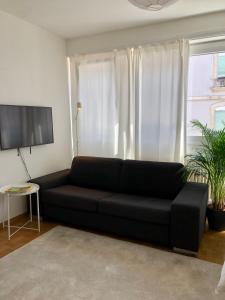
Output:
[0,105,54,150]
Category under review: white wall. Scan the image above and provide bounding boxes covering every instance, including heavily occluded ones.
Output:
[0,10,72,219]
[67,11,225,55]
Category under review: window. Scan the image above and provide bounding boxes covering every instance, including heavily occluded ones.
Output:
[217,53,225,78]
[212,53,225,90]
[187,52,225,154]
[214,107,225,130]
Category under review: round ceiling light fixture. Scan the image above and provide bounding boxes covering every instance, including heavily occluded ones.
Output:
[128,0,179,11]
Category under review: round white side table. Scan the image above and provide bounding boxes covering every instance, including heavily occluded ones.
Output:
[0,183,40,240]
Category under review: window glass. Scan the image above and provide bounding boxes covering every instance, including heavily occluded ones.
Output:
[215,108,225,130]
[217,53,225,78]
[187,52,225,154]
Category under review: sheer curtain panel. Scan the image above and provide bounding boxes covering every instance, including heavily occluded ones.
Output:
[78,57,116,157]
[69,40,189,162]
[136,40,189,162]
[74,51,133,159]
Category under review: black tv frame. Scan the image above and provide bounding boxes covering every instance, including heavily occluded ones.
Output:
[0,104,54,151]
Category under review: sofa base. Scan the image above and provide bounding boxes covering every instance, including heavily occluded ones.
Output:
[43,204,170,246]
[173,247,198,256]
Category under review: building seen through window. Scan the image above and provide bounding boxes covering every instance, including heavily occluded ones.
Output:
[187,52,225,153]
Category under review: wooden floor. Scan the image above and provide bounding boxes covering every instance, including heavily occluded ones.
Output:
[0,214,57,258]
[0,214,224,265]
[199,228,225,265]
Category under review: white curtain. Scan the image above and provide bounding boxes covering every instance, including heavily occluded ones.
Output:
[73,50,134,159]
[70,40,189,162]
[136,40,189,162]
[114,49,139,159]
[78,57,116,157]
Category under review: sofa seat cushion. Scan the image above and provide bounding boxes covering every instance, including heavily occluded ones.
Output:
[98,194,172,225]
[42,185,113,213]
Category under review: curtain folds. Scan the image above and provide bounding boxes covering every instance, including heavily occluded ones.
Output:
[137,40,189,162]
[70,40,189,162]
[77,58,116,157]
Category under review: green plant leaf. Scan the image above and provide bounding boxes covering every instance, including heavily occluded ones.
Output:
[185,120,225,211]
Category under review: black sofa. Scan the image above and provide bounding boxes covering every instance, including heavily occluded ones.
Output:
[30,156,208,252]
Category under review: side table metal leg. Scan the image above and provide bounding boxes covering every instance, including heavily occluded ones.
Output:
[29,194,33,222]
[7,194,10,240]
[37,191,40,232]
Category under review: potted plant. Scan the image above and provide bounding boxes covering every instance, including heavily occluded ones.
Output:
[185,120,225,231]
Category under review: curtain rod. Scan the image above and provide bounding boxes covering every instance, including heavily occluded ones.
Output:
[68,38,186,58]
[190,35,225,45]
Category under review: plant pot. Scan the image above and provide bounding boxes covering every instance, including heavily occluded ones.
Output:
[207,206,225,231]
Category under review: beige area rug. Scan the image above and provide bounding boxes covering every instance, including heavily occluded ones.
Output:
[0,226,223,300]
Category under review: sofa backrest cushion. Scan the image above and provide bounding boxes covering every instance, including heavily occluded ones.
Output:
[120,160,185,199]
[69,156,123,192]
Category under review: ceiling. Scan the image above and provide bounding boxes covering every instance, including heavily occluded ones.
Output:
[0,0,225,39]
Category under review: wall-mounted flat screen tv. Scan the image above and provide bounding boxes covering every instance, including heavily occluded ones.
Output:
[0,105,54,150]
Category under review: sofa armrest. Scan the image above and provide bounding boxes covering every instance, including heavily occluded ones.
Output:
[29,169,70,190]
[171,182,208,252]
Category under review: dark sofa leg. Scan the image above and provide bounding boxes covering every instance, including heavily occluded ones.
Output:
[173,247,198,257]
